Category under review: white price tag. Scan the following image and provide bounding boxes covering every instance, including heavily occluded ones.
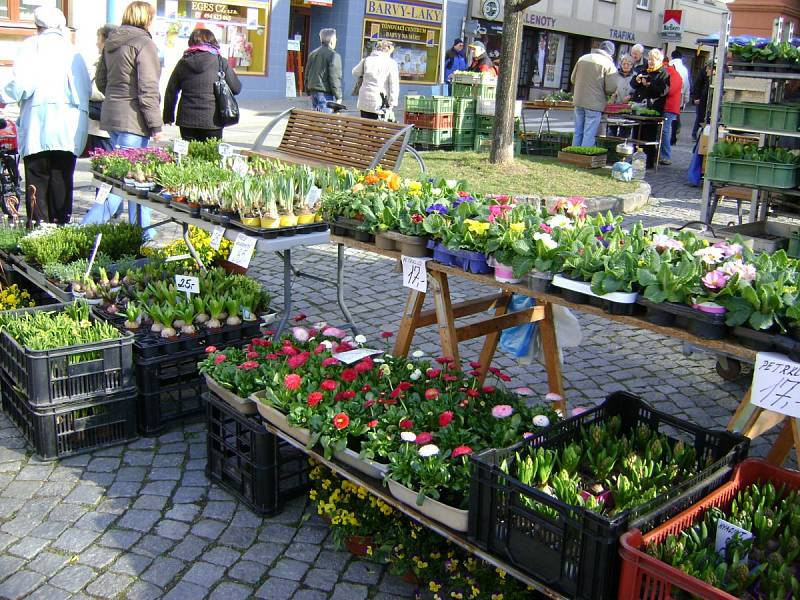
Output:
[209,226,225,250]
[174,274,200,295]
[232,155,248,177]
[332,348,383,364]
[218,143,234,157]
[173,139,189,155]
[228,233,257,268]
[715,519,753,557]
[96,183,112,204]
[401,256,429,293]
[165,254,191,262]
[751,352,800,418]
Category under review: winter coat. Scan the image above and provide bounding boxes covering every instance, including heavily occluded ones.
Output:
[611,71,634,104]
[304,44,343,99]
[469,54,496,75]
[692,68,710,108]
[664,65,683,115]
[630,65,670,115]
[0,29,90,158]
[444,47,467,82]
[88,58,109,139]
[669,58,690,107]
[570,49,617,112]
[96,25,163,137]
[163,49,242,130]
[352,51,399,114]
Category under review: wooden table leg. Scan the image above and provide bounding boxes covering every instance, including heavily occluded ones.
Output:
[476,293,512,385]
[429,271,460,363]
[764,419,795,465]
[393,288,426,358]
[539,302,566,413]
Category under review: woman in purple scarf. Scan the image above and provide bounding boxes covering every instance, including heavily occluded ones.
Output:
[163,29,242,141]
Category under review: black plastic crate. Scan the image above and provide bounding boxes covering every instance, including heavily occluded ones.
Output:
[205,392,309,515]
[0,303,135,408]
[0,374,137,460]
[468,391,749,600]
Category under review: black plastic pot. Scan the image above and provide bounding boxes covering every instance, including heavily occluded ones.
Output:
[205,329,224,345]
[686,312,728,340]
[644,304,677,327]
[527,271,553,294]
[561,288,590,304]
[354,230,374,243]
[604,300,637,316]
[732,327,776,352]
[163,338,181,354]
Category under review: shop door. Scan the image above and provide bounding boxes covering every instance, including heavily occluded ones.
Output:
[288,6,311,93]
[518,29,535,100]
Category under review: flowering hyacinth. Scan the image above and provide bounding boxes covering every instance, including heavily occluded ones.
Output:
[425,203,448,215]
[701,269,730,290]
[721,260,757,283]
[694,246,726,265]
[651,234,684,252]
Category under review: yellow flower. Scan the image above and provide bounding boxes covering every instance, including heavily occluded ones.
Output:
[510,222,525,234]
[464,219,490,235]
[352,183,365,193]
[429,581,442,592]
[408,181,422,192]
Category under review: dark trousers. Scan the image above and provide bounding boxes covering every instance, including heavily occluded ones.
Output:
[179,127,223,142]
[23,150,76,225]
[671,113,681,145]
[360,111,379,120]
[692,103,707,140]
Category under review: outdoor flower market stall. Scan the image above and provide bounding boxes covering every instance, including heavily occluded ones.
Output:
[1,133,800,600]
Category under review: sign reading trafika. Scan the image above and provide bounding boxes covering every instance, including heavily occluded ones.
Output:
[660,9,683,42]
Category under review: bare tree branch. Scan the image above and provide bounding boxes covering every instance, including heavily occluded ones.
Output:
[508,0,544,13]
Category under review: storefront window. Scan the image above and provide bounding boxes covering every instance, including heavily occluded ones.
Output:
[19,0,61,21]
[155,0,270,75]
[533,31,565,89]
[0,1,9,20]
[362,0,443,85]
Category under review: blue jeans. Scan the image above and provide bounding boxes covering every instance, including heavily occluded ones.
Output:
[661,112,678,161]
[310,92,334,113]
[572,107,602,147]
[83,131,152,238]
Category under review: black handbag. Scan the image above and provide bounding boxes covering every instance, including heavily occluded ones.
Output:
[214,55,239,127]
[88,100,102,121]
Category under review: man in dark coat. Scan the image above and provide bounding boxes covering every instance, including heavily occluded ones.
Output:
[304,28,342,113]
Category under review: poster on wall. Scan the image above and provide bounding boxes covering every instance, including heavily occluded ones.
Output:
[154,0,270,76]
[533,31,565,89]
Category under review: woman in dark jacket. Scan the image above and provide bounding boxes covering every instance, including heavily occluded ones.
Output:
[630,48,670,115]
[163,29,242,141]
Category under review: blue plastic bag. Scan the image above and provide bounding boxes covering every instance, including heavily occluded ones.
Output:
[499,294,537,358]
[612,161,633,182]
[687,138,703,187]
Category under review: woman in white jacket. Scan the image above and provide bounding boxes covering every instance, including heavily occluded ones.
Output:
[352,40,399,119]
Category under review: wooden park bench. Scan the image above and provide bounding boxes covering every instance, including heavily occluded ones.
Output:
[249,108,414,172]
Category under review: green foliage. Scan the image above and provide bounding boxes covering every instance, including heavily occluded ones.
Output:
[561,145,608,156]
[710,141,800,165]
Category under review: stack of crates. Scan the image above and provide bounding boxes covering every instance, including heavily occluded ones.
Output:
[405,96,455,148]
[451,72,497,101]
[473,99,523,155]
[453,98,476,151]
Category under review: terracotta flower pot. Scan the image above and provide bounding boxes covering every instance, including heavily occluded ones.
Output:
[345,535,374,557]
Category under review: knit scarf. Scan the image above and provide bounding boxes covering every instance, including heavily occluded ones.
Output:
[184,44,219,58]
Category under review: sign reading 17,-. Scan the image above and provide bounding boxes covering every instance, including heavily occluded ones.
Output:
[751,352,800,418]
[401,256,429,293]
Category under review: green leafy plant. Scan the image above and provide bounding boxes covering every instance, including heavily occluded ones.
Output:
[561,145,608,156]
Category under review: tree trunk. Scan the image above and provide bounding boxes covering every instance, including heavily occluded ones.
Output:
[489,5,525,165]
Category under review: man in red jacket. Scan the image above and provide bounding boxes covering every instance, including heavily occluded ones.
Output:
[660,62,683,165]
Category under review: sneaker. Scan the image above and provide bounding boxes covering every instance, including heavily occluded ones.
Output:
[659,159,672,165]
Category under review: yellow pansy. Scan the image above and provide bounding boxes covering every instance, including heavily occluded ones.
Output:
[509,222,525,234]
[408,181,422,192]
[464,219,490,235]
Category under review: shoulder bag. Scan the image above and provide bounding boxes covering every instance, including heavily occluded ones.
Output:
[214,55,240,127]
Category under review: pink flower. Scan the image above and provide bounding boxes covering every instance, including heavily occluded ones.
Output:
[354,358,373,373]
[415,432,433,445]
[214,354,226,365]
[452,445,473,458]
[294,313,307,322]
[321,357,340,368]
[438,411,453,427]
[238,361,259,371]
[307,391,323,407]
[701,269,730,291]
[291,327,310,342]
[287,352,310,370]
[284,374,301,390]
[491,404,514,419]
[205,345,217,353]
[322,326,347,339]
[721,260,757,283]
[380,331,393,339]
[368,419,378,428]
[399,419,414,429]
[246,351,259,360]
[341,368,358,383]
[321,379,338,392]
[539,223,553,234]
[333,412,350,430]
[425,388,440,401]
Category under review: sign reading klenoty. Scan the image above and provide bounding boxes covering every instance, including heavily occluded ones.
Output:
[365,0,443,26]
[751,352,800,418]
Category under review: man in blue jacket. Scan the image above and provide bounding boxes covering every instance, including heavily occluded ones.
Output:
[444,39,467,94]
[1,6,89,225]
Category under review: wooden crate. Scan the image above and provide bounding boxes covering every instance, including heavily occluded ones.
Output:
[557,150,607,169]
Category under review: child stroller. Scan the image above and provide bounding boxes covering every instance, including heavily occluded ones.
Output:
[0,117,23,220]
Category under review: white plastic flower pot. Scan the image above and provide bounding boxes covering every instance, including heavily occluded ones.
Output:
[333,447,390,480]
[250,391,311,446]
[387,479,469,531]
[204,375,256,415]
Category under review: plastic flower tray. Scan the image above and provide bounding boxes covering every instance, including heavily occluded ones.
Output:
[552,275,638,315]
[468,391,749,600]
[618,459,797,600]
[636,298,729,340]
[0,303,135,409]
[705,156,799,189]
[722,101,800,132]
[205,392,309,515]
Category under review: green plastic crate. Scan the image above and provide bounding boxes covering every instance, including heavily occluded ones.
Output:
[473,83,496,100]
[454,113,476,130]
[706,156,799,189]
[474,134,521,155]
[405,95,454,114]
[454,98,476,114]
[476,115,520,134]
[452,83,473,99]
[722,101,800,132]
[412,127,453,146]
[451,72,481,85]
[453,130,475,146]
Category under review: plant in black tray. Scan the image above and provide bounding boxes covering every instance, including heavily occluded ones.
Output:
[225,297,242,327]
[637,246,701,304]
[206,297,225,329]
[175,302,197,335]
[123,302,141,331]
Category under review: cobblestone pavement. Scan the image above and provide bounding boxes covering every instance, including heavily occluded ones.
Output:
[0,124,797,599]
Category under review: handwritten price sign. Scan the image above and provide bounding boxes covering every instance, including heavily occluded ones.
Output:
[209,226,225,250]
[228,233,256,268]
[174,274,200,295]
[401,256,429,293]
[751,352,800,418]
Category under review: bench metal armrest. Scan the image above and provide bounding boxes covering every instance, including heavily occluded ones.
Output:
[251,108,294,152]
[369,124,414,171]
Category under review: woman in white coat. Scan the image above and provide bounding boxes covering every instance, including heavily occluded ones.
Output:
[352,40,399,120]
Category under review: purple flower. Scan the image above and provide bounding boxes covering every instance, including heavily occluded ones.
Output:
[701,269,730,291]
[595,235,610,248]
[600,224,614,233]
[425,203,448,215]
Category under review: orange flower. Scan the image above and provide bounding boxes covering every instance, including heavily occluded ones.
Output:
[333,412,350,430]
[364,174,380,185]
[387,173,402,190]
[377,169,392,180]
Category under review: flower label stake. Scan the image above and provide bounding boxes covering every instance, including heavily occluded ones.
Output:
[209,226,225,251]
[228,233,256,269]
[96,183,112,204]
[715,519,753,558]
[752,352,800,418]
[173,139,189,163]
[174,274,200,298]
[401,256,429,293]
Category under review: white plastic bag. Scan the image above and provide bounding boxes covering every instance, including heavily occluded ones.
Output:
[528,305,583,365]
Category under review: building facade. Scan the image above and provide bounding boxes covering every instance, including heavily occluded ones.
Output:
[730,0,800,38]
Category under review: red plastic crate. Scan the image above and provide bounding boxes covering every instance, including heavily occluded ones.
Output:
[404,112,453,129]
[605,103,631,114]
[618,459,800,600]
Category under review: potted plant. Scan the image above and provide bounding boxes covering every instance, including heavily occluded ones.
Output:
[557,145,608,169]
[275,171,298,228]
[294,165,317,225]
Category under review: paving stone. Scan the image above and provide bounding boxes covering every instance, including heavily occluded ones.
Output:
[15,464,53,480]
[230,509,261,529]
[378,573,417,596]
[191,519,226,540]
[0,531,14,552]
[160,442,188,454]
[0,498,24,518]
[60,455,91,467]
[155,519,190,540]
[255,577,299,599]
[292,525,328,544]
[164,581,206,600]
[35,481,75,497]
[203,545,241,567]
[97,498,131,515]
[133,534,176,558]
[26,551,68,575]
[75,511,117,532]
[48,503,89,522]
[127,437,158,450]
[2,516,41,537]
[78,545,121,569]
[209,582,253,600]
[207,487,236,502]
[242,542,285,566]
[63,484,104,505]
[117,509,161,532]
[50,564,96,593]
[124,580,162,600]
[52,527,100,553]
[164,503,200,523]
[25,583,70,600]
[107,481,142,498]
[0,555,25,581]
[98,528,142,550]
[343,560,383,585]
[109,552,153,576]
[227,559,264,584]
[182,561,226,588]
[85,572,133,598]
[0,570,46,599]
[87,457,121,472]
[203,501,236,521]
[48,466,82,482]
[140,556,185,588]
[123,451,155,466]
[219,525,257,549]
[3,480,42,499]
[302,567,339,592]
[188,443,205,459]
[8,535,49,559]
[270,558,310,581]
[24,497,60,520]
[149,467,182,480]
[171,486,206,503]
[152,453,183,468]
[292,590,328,600]
[180,470,208,486]
[185,459,206,470]
[315,550,350,574]
[284,542,320,563]
[170,535,207,561]
[258,523,297,544]
[139,480,177,496]
[131,495,169,511]
[116,466,147,482]
[158,431,185,444]
[330,581,369,600]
